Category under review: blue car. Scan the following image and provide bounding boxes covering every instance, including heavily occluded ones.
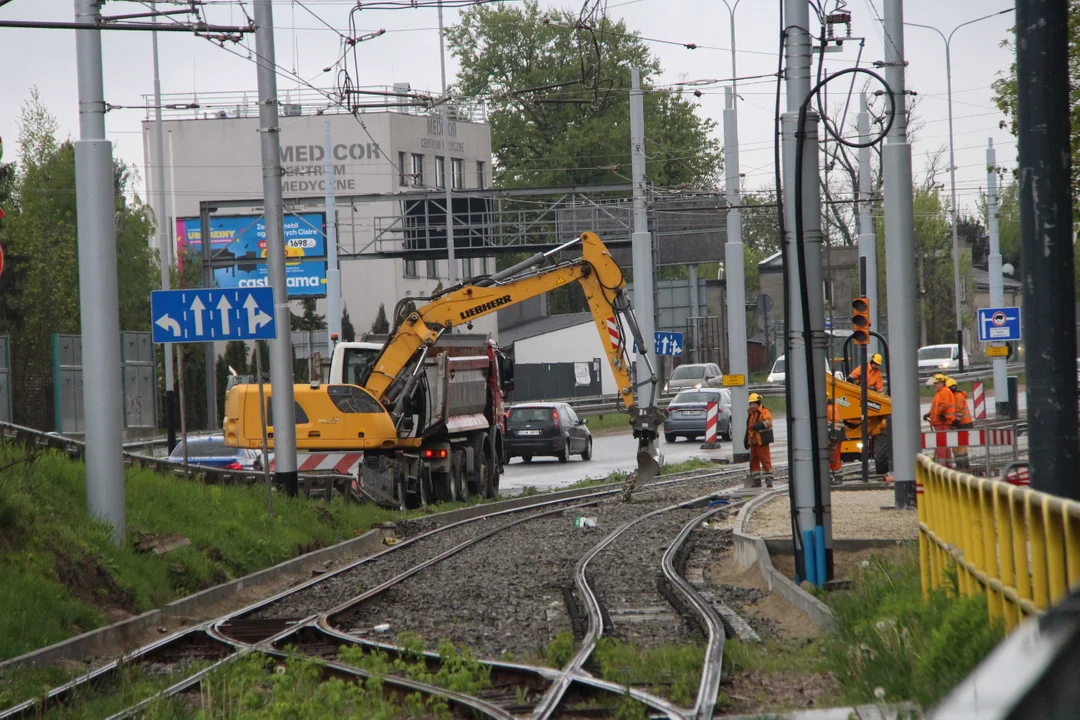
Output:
[663,388,732,443]
[168,435,262,470]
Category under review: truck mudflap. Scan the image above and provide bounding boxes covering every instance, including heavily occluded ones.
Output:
[358,454,408,509]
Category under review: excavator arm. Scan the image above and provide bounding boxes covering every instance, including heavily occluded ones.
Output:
[366,231,665,488]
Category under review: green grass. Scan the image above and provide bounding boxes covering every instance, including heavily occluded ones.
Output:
[821,545,1003,710]
[0,441,415,666]
[561,456,718,492]
[591,638,704,707]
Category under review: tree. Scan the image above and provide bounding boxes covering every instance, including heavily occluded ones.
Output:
[370,303,390,334]
[0,91,158,429]
[975,177,1022,272]
[290,298,326,332]
[341,305,356,342]
[446,0,722,190]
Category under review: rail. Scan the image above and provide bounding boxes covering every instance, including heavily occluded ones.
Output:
[916,454,1080,633]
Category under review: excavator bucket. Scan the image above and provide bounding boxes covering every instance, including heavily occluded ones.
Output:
[621,441,662,501]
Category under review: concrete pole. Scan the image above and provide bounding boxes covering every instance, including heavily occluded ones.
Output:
[151,13,177,452]
[944,39,964,371]
[986,139,1008,413]
[438,0,457,285]
[324,121,341,354]
[1015,0,1079,498]
[74,0,125,543]
[254,0,298,496]
[782,0,831,581]
[630,68,657,411]
[857,93,878,356]
[724,86,749,464]
[882,0,919,509]
[688,263,699,362]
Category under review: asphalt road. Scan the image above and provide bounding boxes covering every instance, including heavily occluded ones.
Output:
[499,387,1027,494]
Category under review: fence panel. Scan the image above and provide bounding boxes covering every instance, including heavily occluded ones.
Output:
[508,360,602,403]
[916,454,1080,633]
[0,336,10,423]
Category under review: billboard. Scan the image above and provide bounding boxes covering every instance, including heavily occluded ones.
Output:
[176,213,327,298]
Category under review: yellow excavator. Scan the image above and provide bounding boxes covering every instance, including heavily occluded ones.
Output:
[224,231,666,507]
[826,372,893,473]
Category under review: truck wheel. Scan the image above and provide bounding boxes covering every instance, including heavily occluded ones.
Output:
[874,429,892,475]
[451,450,468,501]
[419,467,433,507]
[558,440,569,463]
[431,471,453,504]
[470,434,494,499]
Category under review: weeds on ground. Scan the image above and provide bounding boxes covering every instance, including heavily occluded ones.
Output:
[543,631,577,668]
[592,638,704,707]
[563,456,717,492]
[0,441,408,663]
[821,546,1003,709]
[337,632,491,696]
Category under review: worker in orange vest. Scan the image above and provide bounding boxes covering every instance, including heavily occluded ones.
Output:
[826,398,843,484]
[948,377,973,470]
[847,353,885,393]
[924,373,956,466]
[744,393,775,489]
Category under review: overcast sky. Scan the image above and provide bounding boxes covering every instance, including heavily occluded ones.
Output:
[0,0,1016,218]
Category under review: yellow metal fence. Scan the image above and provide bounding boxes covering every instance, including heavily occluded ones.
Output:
[916,454,1080,632]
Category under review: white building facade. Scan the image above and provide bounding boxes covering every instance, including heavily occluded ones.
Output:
[141,89,497,338]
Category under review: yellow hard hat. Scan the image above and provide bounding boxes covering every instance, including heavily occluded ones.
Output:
[945,378,957,388]
[933,373,947,383]
[871,353,883,365]
[748,392,762,403]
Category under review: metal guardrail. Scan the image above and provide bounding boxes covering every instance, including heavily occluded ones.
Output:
[915,454,1079,634]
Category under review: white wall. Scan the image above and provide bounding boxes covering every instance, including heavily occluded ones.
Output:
[513,319,636,396]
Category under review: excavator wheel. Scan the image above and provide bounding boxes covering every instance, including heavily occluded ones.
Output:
[873,429,892,475]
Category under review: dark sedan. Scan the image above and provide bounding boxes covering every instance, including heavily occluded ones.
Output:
[663,388,731,443]
[505,402,592,463]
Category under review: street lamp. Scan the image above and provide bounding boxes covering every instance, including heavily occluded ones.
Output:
[721,0,742,91]
[905,8,1013,372]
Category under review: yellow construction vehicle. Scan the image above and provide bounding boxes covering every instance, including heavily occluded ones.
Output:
[224,231,665,507]
[826,372,892,473]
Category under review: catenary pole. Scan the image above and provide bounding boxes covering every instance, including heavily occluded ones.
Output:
[881,0,919,509]
[1015,0,1078,498]
[324,121,341,355]
[438,0,457,286]
[151,10,177,453]
[857,93,877,355]
[74,0,125,543]
[724,86,749,464]
[782,0,831,582]
[253,0,299,496]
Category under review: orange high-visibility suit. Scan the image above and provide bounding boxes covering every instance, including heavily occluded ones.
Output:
[847,363,884,393]
[928,386,956,465]
[746,404,774,481]
[827,402,843,473]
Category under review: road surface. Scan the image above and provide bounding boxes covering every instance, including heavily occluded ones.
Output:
[499,388,1027,493]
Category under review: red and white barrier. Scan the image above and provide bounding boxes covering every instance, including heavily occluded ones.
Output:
[921,429,1014,449]
[269,452,363,475]
[705,402,718,443]
[605,316,620,350]
[1004,467,1030,486]
[972,381,986,420]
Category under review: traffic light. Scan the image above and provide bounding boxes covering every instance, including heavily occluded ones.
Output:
[852,296,870,345]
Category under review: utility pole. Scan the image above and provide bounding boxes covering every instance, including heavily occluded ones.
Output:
[986,139,1008,416]
[724,86,749,464]
[881,0,919,509]
[437,0,457,286]
[324,121,341,355]
[782,0,831,583]
[1015,0,1078,498]
[254,0,298,496]
[630,68,657,415]
[857,93,877,356]
[74,0,125,543]
[721,0,749,465]
[151,11,176,453]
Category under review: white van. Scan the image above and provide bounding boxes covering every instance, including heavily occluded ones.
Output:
[766,354,833,384]
[917,344,969,372]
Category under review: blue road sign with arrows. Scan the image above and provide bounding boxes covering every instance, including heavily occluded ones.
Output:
[151,288,277,344]
[977,306,1021,343]
[633,331,684,357]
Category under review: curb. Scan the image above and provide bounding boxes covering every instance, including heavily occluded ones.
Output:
[0,527,390,672]
[732,489,835,629]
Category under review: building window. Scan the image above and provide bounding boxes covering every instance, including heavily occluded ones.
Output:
[426,259,438,279]
[404,259,418,278]
[452,158,464,190]
[434,156,445,189]
[398,152,407,187]
[461,257,472,279]
[410,153,424,187]
[476,161,485,189]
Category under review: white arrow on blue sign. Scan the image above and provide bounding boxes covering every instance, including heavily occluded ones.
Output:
[977,306,1021,343]
[151,287,277,343]
[633,331,684,357]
